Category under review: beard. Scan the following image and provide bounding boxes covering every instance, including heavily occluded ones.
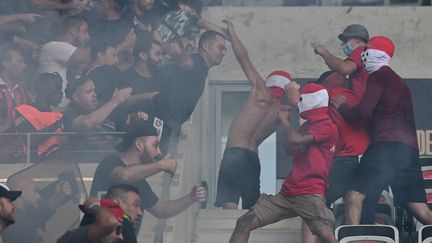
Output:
[1,213,15,226]
[140,149,157,164]
[147,58,159,74]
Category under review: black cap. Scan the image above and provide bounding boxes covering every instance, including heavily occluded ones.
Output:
[0,183,22,201]
[116,122,159,152]
[338,24,369,42]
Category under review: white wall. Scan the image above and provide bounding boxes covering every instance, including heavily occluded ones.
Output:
[203,6,432,80]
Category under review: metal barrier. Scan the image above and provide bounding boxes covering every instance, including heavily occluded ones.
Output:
[0,131,126,163]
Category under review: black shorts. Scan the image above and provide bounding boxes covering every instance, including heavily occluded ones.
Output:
[350,141,426,206]
[214,147,260,209]
[325,156,359,206]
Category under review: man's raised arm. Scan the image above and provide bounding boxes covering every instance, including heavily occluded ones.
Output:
[224,20,264,86]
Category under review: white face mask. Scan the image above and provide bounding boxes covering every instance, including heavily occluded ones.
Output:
[298,89,329,114]
[361,49,391,74]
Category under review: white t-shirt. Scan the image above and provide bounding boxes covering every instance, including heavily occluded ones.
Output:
[37,41,77,106]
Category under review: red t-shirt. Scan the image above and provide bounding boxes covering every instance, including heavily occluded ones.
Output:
[327,87,370,156]
[346,46,368,99]
[280,117,338,196]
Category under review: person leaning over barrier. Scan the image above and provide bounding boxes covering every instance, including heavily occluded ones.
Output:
[0,183,21,231]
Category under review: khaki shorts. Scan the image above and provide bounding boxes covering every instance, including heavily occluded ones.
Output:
[251,193,335,234]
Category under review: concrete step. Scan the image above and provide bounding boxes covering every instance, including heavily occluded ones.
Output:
[194,209,302,243]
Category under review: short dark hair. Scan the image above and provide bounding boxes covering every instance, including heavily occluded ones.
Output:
[60,16,86,35]
[178,0,203,14]
[34,72,63,93]
[64,76,91,99]
[198,31,225,50]
[105,184,140,200]
[90,41,116,61]
[133,31,161,59]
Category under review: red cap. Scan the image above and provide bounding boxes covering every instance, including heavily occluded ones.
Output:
[265,70,292,89]
[267,70,291,81]
[368,36,395,57]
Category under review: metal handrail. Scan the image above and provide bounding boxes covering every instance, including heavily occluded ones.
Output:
[0,131,127,163]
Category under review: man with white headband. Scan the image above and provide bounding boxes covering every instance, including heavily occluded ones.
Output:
[214,20,291,210]
[229,82,338,243]
[333,36,432,225]
[301,71,371,243]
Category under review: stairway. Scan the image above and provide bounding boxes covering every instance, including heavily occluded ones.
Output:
[194,209,302,243]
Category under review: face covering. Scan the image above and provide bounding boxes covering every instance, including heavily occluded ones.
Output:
[342,41,355,56]
[298,89,329,114]
[361,49,391,74]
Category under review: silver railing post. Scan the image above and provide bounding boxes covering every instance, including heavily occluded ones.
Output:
[26,133,31,163]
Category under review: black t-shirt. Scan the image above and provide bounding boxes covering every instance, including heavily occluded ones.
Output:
[120,216,137,243]
[1,197,57,243]
[119,68,159,115]
[87,65,123,104]
[123,7,160,33]
[63,103,129,133]
[1,208,42,243]
[156,53,209,124]
[56,226,92,243]
[62,104,127,162]
[89,18,133,47]
[90,154,159,210]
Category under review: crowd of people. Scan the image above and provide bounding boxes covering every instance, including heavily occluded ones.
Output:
[0,0,431,243]
[0,0,227,164]
[0,0,220,242]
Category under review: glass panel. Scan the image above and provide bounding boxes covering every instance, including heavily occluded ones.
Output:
[220,91,276,196]
[221,91,248,143]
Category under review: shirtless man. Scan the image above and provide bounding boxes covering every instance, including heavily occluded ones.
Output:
[214,21,291,209]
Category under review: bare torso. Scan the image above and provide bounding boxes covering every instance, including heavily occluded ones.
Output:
[226,85,281,152]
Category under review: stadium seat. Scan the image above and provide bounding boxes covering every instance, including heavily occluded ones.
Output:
[420,158,432,206]
[418,225,432,243]
[333,190,396,227]
[336,225,399,243]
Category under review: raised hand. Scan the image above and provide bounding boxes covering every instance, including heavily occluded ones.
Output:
[68,0,91,10]
[136,111,149,120]
[314,44,329,56]
[147,91,159,100]
[164,41,184,57]
[157,154,177,176]
[277,105,291,126]
[285,81,300,91]
[331,95,347,109]
[111,87,132,106]
[81,197,100,212]
[222,19,235,41]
